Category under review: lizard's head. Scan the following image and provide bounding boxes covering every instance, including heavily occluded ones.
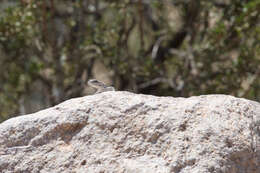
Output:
[88,79,106,88]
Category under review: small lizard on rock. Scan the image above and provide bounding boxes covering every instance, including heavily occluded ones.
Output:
[88,79,115,94]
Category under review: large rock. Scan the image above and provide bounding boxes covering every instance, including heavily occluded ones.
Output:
[0,92,259,173]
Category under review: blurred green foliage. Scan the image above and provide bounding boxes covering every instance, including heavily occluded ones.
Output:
[0,0,259,122]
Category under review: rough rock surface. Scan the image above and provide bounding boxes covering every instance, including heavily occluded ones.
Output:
[0,91,259,173]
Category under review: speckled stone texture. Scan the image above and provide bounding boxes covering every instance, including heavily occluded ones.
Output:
[0,92,259,173]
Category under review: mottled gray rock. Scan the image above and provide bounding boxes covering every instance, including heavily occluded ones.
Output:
[0,92,259,173]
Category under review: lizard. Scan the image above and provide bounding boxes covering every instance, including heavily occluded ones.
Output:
[88,79,115,94]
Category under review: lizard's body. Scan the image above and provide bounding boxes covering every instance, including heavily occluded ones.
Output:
[88,79,115,94]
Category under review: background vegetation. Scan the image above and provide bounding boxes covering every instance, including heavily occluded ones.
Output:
[0,0,259,122]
